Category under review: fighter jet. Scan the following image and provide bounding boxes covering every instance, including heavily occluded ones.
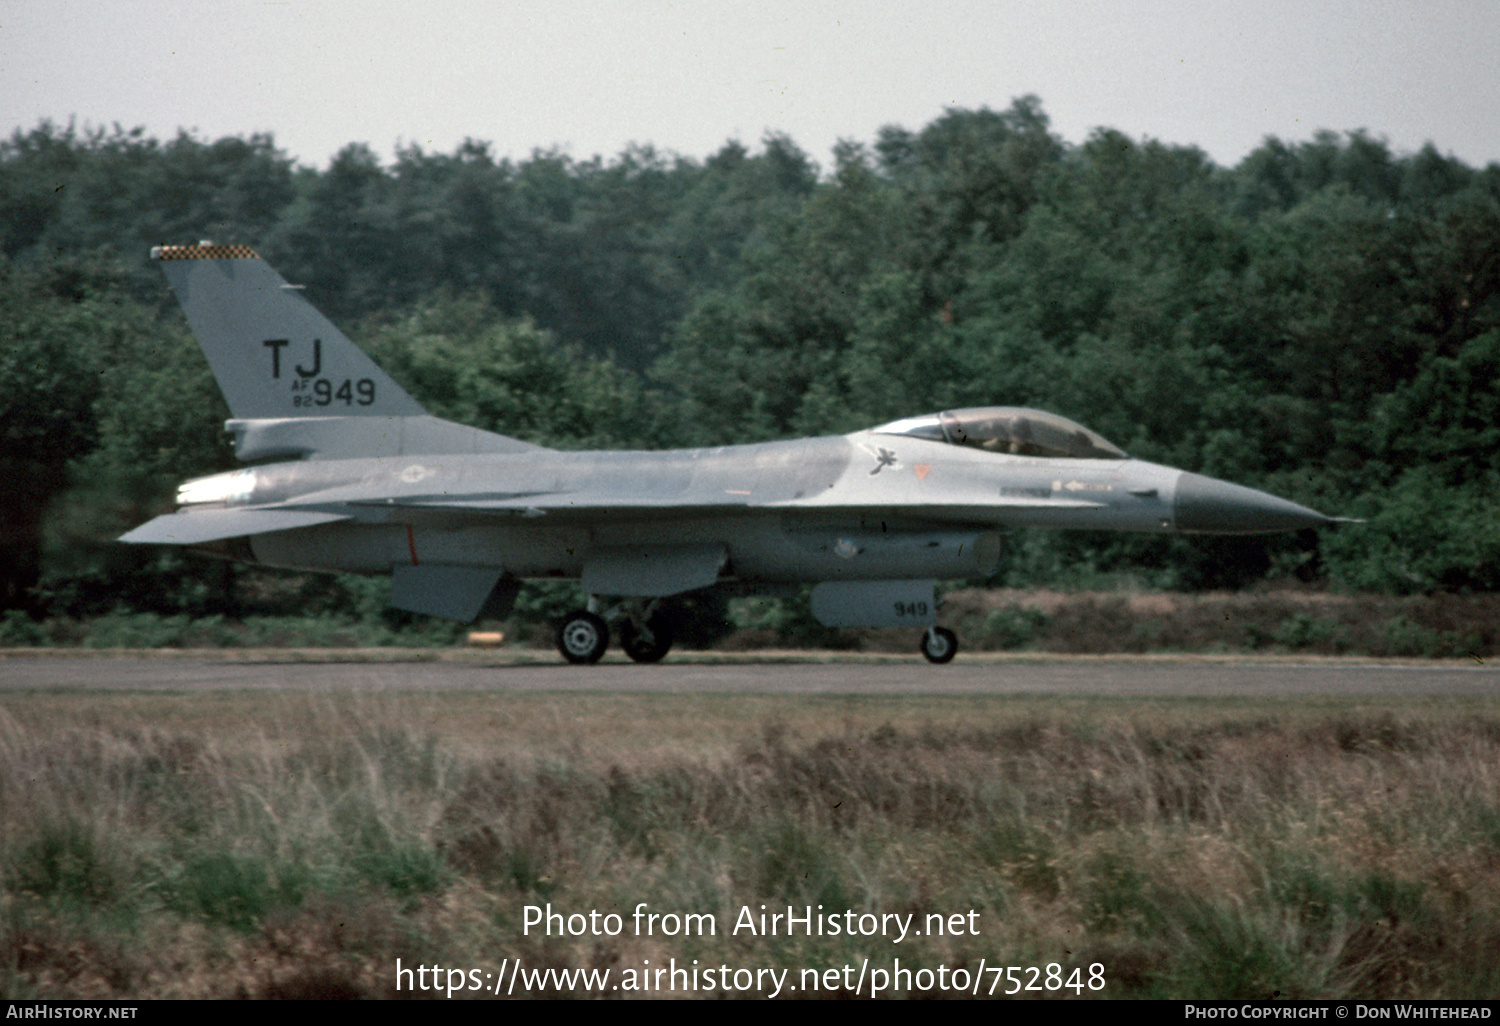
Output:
[121,244,1342,664]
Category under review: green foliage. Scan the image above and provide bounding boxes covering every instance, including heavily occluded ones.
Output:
[1,123,296,298]
[1082,850,1160,934]
[755,820,852,909]
[972,607,1049,650]
[1272,614,1343,651]
[1374,617,1480,659]
[1166,897,1310,998]
[351,839,446,899]
[1323,467,1500,593]
[727,589,857,649]
[4,102,1499,617]
[509,580,588,625]
[0,610,46,646]
[0,606,468,650]
[360,294,666,448]
[168,852,280,932]
[11,822,124,907]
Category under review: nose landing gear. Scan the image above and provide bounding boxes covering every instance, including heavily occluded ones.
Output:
[920,626,958,664]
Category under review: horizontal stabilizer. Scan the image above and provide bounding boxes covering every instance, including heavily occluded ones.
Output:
[118,508,350,545]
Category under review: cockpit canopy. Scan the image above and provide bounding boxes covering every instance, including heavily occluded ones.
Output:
[870,407,1128,460]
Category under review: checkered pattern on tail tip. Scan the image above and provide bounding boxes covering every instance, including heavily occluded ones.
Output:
[151,244,260,260]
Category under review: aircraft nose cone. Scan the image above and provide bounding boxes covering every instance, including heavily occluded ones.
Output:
[1174,472,1332,534]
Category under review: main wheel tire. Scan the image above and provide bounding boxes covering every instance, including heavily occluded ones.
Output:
[920,626,958,664]
[556,611,609,664]
[619,614,673,664]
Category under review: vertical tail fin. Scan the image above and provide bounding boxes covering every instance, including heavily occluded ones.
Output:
[152,243,427,420]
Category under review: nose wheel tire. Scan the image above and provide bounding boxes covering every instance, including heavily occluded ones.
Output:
[557,611,609,664]
[920,626,958,664]
[619,614,674,664]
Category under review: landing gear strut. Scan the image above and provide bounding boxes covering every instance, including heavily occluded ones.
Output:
[555,598,676,664]
[920,626,958,664]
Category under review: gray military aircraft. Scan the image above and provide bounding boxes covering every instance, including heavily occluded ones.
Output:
[121,243,1342,664]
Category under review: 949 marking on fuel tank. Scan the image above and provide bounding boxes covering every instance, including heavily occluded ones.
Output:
[893,601,930,618]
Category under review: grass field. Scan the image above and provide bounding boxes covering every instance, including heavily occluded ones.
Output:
[2,686,1498,999]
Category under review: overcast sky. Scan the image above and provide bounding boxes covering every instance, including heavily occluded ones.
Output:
[5,0,1498,172]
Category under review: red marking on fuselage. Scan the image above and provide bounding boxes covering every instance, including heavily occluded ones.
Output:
[406,525,419,566]
[914,464,932,480]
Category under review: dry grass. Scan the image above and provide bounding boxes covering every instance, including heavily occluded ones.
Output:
[2,691,1499,999]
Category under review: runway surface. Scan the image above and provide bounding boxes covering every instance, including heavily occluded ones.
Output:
[1,654,1496,696]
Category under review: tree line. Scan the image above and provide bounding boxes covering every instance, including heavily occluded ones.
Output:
[3,98,1498,619]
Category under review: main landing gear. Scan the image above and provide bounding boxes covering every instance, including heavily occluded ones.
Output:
[555,599,674,665]
[920,626,958,664]
[557,598,958,665]
[556,610,610,664]
[618,611,673,664]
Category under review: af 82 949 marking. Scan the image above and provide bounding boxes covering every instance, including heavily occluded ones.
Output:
[290,377,376,408]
